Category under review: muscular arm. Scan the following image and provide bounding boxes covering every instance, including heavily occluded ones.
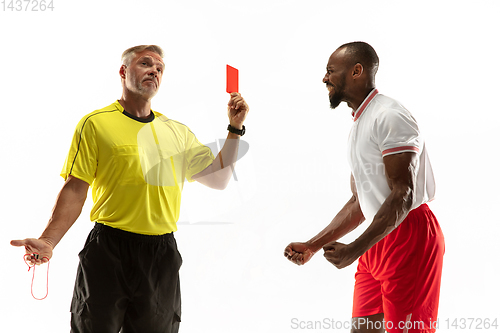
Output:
[349,152,417,258]
[306,174,366,252]
[324,152,418,268]
[11,175,89,264]
[284,174,365,265]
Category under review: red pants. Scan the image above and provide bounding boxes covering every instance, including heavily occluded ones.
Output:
[352,204,445,333]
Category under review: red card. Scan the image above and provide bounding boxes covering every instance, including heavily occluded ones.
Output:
[226,65,239,93]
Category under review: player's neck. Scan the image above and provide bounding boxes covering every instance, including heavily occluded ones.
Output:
[348,86,376,112]
[118,93,153,119]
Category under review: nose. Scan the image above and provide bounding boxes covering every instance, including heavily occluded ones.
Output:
[322,73,329,83]
[148,69,158,78]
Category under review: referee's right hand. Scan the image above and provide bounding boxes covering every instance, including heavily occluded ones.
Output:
[11,238,53,266]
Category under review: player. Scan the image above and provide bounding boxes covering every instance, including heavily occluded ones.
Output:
[11,45,249,333]
[284,42,444,333]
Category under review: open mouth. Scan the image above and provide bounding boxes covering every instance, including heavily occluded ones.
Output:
[326,84,334,93]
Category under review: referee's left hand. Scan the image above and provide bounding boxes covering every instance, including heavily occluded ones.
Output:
[323,241,358,269]
[227,92,249,130]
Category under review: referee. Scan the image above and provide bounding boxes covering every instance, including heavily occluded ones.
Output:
[11,45,249,332]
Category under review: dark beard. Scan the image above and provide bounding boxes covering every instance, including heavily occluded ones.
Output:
[328,75,346,109]
[329,93,343,109]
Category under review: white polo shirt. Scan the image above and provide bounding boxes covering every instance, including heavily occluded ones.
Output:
[347,89,436,223]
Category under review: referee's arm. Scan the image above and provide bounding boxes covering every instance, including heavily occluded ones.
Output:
[11,175,89,265]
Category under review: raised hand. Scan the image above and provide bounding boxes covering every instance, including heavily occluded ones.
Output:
[227,92,249,130]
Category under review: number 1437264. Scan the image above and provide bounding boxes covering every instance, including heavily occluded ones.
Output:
[2,0,54,11]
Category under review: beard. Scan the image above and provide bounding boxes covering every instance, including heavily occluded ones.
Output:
[328,75,346,109]
[329,92,343,109]
[132,78,158,100]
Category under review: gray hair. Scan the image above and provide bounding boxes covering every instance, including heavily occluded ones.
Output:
[121,45,164,66]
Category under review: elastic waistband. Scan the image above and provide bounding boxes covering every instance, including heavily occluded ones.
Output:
[413,203,429,213]
[93,223,174,244]
[405,203,431,221]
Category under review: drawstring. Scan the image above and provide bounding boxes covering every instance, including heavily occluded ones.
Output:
[23,253,50,300]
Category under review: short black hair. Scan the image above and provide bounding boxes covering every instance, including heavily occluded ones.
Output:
[337,41,379,75]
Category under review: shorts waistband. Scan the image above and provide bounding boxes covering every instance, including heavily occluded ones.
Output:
[411,203,429,214]
[93,223,174,244]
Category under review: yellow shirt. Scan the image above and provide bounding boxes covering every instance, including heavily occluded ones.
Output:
[61,101,214,235]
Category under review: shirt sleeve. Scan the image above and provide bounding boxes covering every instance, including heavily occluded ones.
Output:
[184,129,215,182]
[60,115,98,185]
[373,108,421,157]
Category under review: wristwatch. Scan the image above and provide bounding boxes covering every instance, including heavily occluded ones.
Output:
[227,124,245,136]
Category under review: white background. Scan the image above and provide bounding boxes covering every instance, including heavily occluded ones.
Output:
[1,0,499,332]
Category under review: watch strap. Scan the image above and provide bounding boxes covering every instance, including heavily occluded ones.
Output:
[227,124,245,136]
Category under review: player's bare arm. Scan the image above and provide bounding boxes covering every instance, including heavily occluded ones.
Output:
[284,174,366,266]
[10,175,89,265]
[192,92,249,190]
[323,152,417,269]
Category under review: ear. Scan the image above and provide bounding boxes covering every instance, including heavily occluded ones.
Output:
[352,63,363,79]
[119,65,127,79]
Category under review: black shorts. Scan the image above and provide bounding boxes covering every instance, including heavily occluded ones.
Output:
[70,223,182,333]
